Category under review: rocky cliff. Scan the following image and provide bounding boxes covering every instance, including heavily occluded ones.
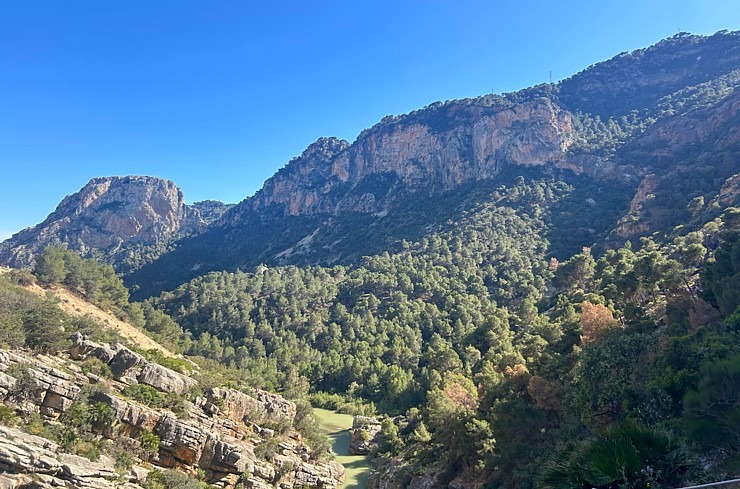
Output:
[0,176,208,269]
[124,96,581,297]
[0,334,343,489]
[226,97,573,221]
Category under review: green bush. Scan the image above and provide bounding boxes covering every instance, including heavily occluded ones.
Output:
[79,357,113,379]
[122,384,165,408]
[0,404,18,426]
[143,469,209,489]
[683,353,740,471]
[137,429,161,459]
[540,421,700,489]
[7,363,37,401]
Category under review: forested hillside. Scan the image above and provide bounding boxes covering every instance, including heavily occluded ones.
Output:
[0,256,345,489]
[149,178,740,487]
[1,30,739,489]
[121,31,740,298]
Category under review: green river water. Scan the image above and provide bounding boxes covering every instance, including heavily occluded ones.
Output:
[313,408,372,489]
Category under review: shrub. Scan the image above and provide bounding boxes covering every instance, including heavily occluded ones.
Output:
[122,384,165,408]
[137,429,161,460]
[143,469,208,489]
[7,363,37,401]
[79,357,113,379]
[0,404,18,426]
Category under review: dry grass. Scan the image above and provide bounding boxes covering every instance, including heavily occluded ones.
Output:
[0,266,177,358]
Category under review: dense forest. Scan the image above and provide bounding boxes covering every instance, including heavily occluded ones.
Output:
[10,176,738,488]
[134,176,740,488]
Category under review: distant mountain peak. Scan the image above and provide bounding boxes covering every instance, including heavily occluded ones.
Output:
[0,175,206,269]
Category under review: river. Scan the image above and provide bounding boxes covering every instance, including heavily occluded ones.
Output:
[313,408,372,489]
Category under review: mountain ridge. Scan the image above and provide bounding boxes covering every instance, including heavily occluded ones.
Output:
[2,31,739,300]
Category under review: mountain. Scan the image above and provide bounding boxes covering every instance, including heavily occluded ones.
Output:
[0,176,230,272]
[2,31,740,489]
[123,31,740,298]
[1,32,738,300]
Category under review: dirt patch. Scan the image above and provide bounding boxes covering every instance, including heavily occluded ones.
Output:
[1,267,177,358]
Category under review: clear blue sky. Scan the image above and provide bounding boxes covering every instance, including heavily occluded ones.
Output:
[1,1,738,240]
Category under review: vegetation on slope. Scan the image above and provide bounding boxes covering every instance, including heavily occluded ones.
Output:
[144,166,740,487]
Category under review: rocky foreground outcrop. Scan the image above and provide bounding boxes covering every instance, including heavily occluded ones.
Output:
[0,336,343,489]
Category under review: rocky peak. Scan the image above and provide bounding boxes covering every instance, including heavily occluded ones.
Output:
[222,137,350,221]
[191,200,235,224]
[300,136,351,161]
[0,176,206,268]
[224,97,572,221]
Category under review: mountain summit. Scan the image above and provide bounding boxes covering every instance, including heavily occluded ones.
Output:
[0,176,216,270]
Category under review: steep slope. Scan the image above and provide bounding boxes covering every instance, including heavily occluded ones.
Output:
[124,31,740,298]
[0,176,208,271]
[558,30,740,117]
[611,88,740,239]
[125,93,584,298]
[0,265,177,357]
[0,331,343,489]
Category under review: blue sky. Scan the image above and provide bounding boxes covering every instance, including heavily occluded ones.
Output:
[1,1,738,240]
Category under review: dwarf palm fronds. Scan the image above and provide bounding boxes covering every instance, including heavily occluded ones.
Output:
[540,421,699,489]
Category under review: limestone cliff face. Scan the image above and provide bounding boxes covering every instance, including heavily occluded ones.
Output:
[0,176,206,268]
[226,98,573,221]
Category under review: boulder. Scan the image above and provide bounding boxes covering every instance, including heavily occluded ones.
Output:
[155,415,206,465]
[349,415,382,455]
[252,389,297,424]
[70,333,117,363]
[208,387,296,426]
[137,362,197,394]
[246,477,273,489]
[0,426,146,488]
[198,435,255,475]
[92,392,162,432]
[252,461,276,482]
[293,460,344,489]
[108,347,145,380]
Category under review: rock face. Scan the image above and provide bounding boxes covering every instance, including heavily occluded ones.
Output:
[228,98,572,221]
[0,426,139,489]
[0,340,343,489]
[207,387,297,425]
[71,333,197,394]
[0,176,207,269]
[611,88,740,241]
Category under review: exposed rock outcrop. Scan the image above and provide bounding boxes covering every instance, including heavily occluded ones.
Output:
[349,415,382,455]
[0,340,343,489]
[71,333,197,394]
[0,426,142,488]
[227,98,573,222]
[207,387,297,426]
[0,176,207,269]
